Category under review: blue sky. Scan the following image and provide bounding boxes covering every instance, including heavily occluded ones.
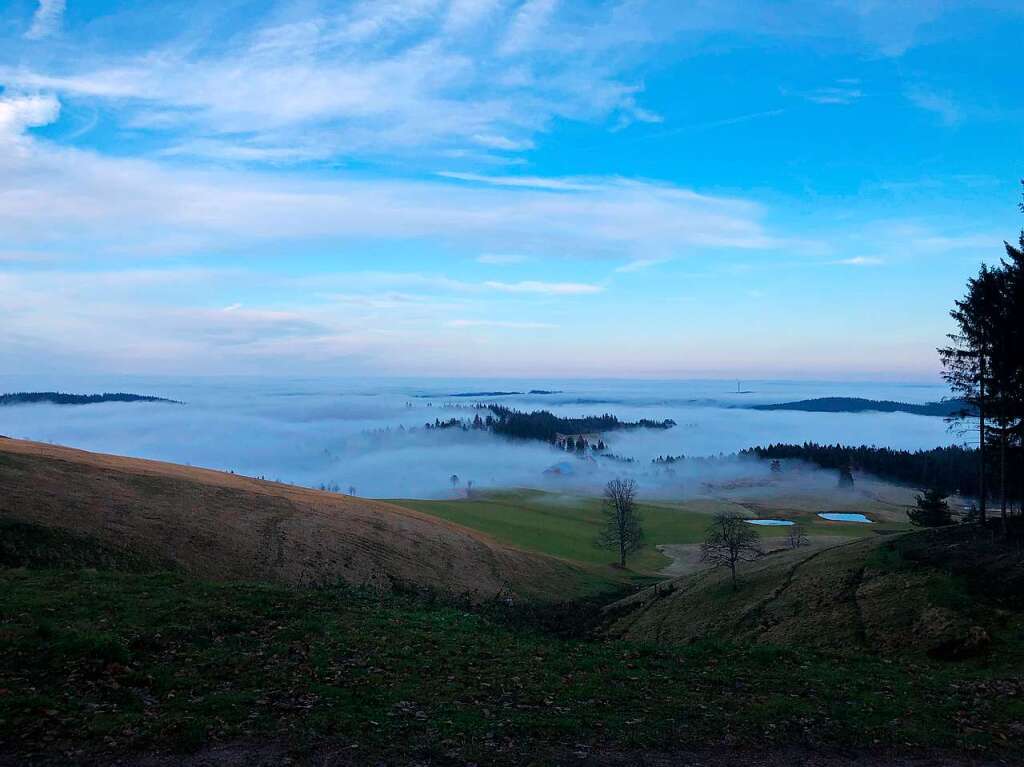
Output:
[1,0,1022,379]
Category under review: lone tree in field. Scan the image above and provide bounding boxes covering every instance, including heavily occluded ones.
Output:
[450,474,459,488]
[786,524,809,549]
[837,461,855,489]
[596,478,644,568]
[700,512,764,591]
[907,488,953,527]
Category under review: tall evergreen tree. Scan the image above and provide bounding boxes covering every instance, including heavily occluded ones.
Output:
[940,185,1024,527]
[939,264,1001,522]
[907,488,952,527]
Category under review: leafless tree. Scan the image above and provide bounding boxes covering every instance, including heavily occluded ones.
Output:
[700,512,764,590]
[786,524,809,549]
[596,478,643,568]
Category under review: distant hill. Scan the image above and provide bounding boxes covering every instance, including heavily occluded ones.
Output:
[751,396,973,417]
[0,391,182,406]
[0,438,592,601]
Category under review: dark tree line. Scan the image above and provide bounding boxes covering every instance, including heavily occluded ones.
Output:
[742,443,990,499]
[0,392,182,406]
[939,184,1024,529]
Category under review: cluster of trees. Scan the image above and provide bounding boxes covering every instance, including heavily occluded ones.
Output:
[556,435,607,452]
[317,482,358,495]
[743,443,987,498]
[483,404,674,444]
[423,417,467,430]
[418,405,675,445]
[939,188,1024,530]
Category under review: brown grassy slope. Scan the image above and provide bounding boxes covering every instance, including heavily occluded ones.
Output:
[0,438,593,600]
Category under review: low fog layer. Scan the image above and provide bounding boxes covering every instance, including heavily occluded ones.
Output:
[0,376,959,499]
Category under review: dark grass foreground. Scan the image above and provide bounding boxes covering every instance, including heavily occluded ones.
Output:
[2,562,1023,766]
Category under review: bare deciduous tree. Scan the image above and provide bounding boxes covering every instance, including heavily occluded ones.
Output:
[596,478,643,568]
[700,512,764,590]
[786,524,809,549]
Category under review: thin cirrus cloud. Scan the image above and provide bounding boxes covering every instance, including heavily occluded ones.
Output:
[24,0,66,40]
[476,254,530,265]
[1,0,661,162]
[834,257,884,266]
[483,280,603,295]
[615,258,668,273]
[446,319,557,329]
[0,94,780,258]
[803,83,862,105]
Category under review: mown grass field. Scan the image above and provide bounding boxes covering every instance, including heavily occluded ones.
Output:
[2,566,1021,765]
[394,488,910,576]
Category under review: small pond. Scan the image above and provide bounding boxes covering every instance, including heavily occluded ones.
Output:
[817,512,873,523]
[745,519,794,526]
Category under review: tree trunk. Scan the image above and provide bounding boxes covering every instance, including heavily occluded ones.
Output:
[619,542,626,569]
[999,430,1008,534]
[729,561,737,591]
[979,361,987,524]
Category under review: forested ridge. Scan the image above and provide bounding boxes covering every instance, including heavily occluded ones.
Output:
[0,392,182,406]
[751,397,973,417]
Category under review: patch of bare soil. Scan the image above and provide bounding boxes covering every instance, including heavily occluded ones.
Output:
[0,438,583,600]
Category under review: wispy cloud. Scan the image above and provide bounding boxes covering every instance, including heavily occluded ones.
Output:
[482,280,602,295]
[0,103,780,259]
[476,254,530,265]
[447,319,557,329]
[833,256,883,266]
[2,0,659,163]
[804,83,862,105]
[615,258,667,273]
[905,86,961,126]
[500,0,559,55]
[25,0,65,40]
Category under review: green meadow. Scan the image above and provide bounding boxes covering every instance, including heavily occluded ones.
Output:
[393,488,906,576]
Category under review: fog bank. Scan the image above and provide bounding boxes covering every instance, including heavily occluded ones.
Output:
[0,376,958,499]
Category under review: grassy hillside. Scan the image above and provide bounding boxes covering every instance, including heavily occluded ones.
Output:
[0,459,1021,764]
[1,536,1022,764]
[607,528,1024,662]
[0,438,606,601]
[395,486,911,576]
